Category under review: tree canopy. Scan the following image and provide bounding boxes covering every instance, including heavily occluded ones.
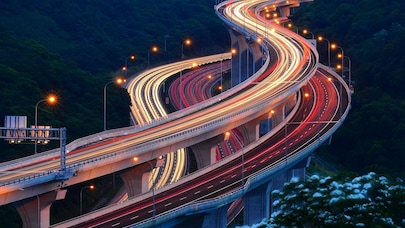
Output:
[257,173,405,227]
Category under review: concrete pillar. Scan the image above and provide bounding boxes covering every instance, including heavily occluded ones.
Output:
[270,156,311,214]
[243,181,272,226]
[279,6,292,18]
[271,103,285,128]
[191,134,226,169]
[201,204,230,228]
[248,41,263,76]
[120,159,159,197]
[238,101,285,145]
[285,93,298,116]
[228,28,242,87]
[14,189,67,228]
[238,119,260,145]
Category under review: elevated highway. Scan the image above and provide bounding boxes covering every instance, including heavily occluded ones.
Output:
[0,0,352,227]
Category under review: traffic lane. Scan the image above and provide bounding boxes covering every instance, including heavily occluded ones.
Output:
[75,77,317,228]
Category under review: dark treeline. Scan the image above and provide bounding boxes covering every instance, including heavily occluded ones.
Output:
[0,0,404,226]
[0,1,229,225]
[293,0,405,177]
[0,0,229,160]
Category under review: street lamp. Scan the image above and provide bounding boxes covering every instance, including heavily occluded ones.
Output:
[317,36,331,67]
[148,46,158,67]
[123,55,136,76]
[80,185,94,215]
[337,53,352,88]
[329,43,346,118]
[103,78,126,131]
[164,35,170,51]
[302,29,314,39]
[286,22,298,33]
[331,44,344,78]
[34,95,56,154]
[133,157,156,219]
[181,39,191,59]
[146,160,156,219]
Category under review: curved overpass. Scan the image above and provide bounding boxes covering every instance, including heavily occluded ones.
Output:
[0,0,351,227]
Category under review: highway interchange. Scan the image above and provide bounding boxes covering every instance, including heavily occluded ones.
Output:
[0,0,351,227]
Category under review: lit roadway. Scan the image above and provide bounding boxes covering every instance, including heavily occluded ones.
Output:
[55,65,346,227]
[0,14,316,191]
[125,56,231,192]
[52,0,341,227]
[0,0,351,227]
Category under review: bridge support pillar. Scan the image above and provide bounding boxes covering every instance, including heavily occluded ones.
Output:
[120,159,160,197]
[228,28,263,87]
[270,156,311,214]
[279,6,292,18]
[229,29,247,86]
[14,189,66,228]
[243,181,272,226]
[201,203,230,228]
[191,134,226,169]
[238,101,286,144]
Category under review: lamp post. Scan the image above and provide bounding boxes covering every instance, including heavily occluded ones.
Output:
[181,39,191,59]
[338,54,352,88]
[331,44,344,78]
[103,78,125,131]
[133,157,156,219]
[34,95,56,154]
[164,35,170,51]
[331,43,344,118]
[80,185,94,215]
[317,36,331,67]
[123,55,135,76]
[302,29,314,39]
[35,195,40,228]
[287,22,298,33]
[148,46,158,67]
[146,160,156,219]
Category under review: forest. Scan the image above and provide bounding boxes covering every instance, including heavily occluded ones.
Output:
[0,0,404,226]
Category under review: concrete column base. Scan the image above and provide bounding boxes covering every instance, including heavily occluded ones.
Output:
[191,134,225,169]
[202,204,230,228]
[120,159,160,197]
[243,182,272,226]
[14,189,67,228]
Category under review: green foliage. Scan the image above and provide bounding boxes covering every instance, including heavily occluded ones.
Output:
[267,173,405,227]
[0,0,229,73]
[0,0,228,225]
[294,0,405,178]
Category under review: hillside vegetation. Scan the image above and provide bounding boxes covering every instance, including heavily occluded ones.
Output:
[0,0,404,226]
[293,0,405,178]
[0,0,229,160]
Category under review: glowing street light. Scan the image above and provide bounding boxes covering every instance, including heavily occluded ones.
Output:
[34,95,57,154]
[181,39,191,59]
[337,53,352,88]
[302,29,314,39]
[103,78,126,131]
[80,185,95,215]
[148,46,158,67]
[123,55,136,75]
[317,36,331,67]
[331,44,344,79]
[330,44,346,118]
